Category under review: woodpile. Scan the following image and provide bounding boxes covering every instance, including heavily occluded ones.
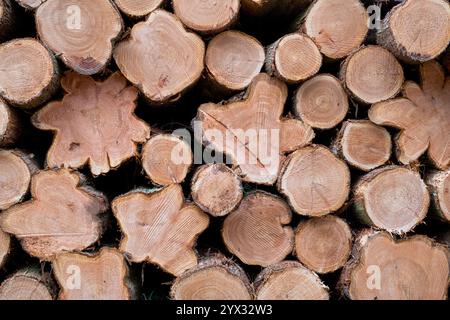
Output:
[0,0,449,301]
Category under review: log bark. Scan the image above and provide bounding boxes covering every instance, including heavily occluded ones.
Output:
[32,72,150,176]
[0,38,59,109]
[241,0,312,17]
[195,73,314,185]
[114,9,204,105]
[294,216,352,274]
[293,74,348,129]
[0,99,21,147]
[173,0,240,34]
[36,0,123,75]
[278,144,350,217]
[0,0,14,41]
[353,166,429,235]
[114,0,163,19]
[205,30,265,93]
[332,120,392,171]
[0,169,108,260]
[340,230,449,300]
[141,134,192,187]
[0,149,38,210]
[340,45,404,104]
[0,268,54,300]
[112,184,209,276]
[191,164,243,217]
[0,229,10,268]
[369,61,450,170]
[265,33,321,84]
[443,48,450,73]
[52,247,136,300]
[426,169,450,223]
[296,0,368,60]
[254,261,329,300]
[170,253,253,300]
[222,191,294,267]
[377,0,450,63]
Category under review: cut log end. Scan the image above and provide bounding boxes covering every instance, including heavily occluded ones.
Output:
[32,72,150,176]
[341,230,449,300]
[0,149,37,210]
[369,61,450,170]
[426,170,450,223]
[294,74,348,129]
[302,0,368,59]
[265,33,322,84]
[171,254,253,300]
[191,164,243,217]
[114,0,163,18]
[196,73,314,185]
[112,184,209,276]
[36,0,123,75]
[173,0,239,34]
[0,99,21,147]
[114,10,204,104]
[222,191,294,266]
[336,120,392,171]
[254,261,329,300]
[341,46,404,104]
[53,248,133,300]
[0,38,58,109]
[0,169,108,260]
[0,269,53,300]
[206,31,264,92]
[353,166,429,234]
[377,0,450,63]
[142,134,192,186]
[295,216,352,274]
[278,145,350,217]
[0,229,10,268]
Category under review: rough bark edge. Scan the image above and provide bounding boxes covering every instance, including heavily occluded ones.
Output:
[426,169,450,223]
[0,38,60,109]
[338,229,450,299]
[0,229,10,269]
[52,247,139,300]
[277,144,351,216]
[0,0,15,42]
[170,252,254,300]
[339,45,404,105]
[352,165,429,235]
[253,260,329,298]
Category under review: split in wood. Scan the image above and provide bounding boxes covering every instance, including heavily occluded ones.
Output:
[353,166,429,235]
[114,9,205,104]
[112,184,209,276]
[278,145,350,216]
[32,72,150,176]
[369,61,450,170]
[195,73,314,185]
[0,38,59,109]
[222,191,294,267]
[0,169,108,260]
[142,134,192,186]
[340,230,449,300]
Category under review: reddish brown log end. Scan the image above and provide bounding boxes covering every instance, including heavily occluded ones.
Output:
[32,72,150,176]
[222,191,294,266]
[0,169,108,260]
